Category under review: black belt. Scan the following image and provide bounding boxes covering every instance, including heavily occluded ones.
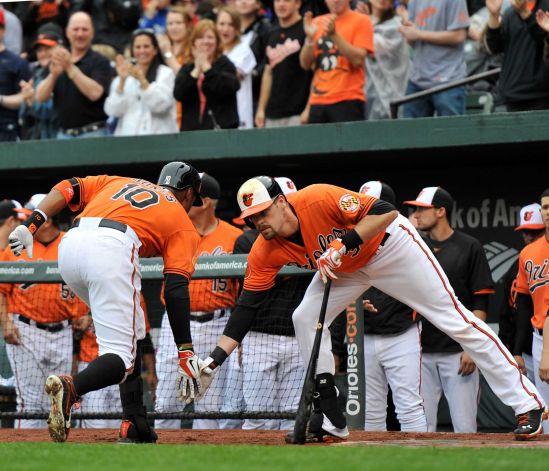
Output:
[72,218,127,233]
[380,232,390,246]
[18,315,66,333]
[62,121,106,137]
[534,328,544,336]
[190,310,227,323]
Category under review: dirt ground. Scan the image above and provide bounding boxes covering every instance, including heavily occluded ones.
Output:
[1,429,549,447]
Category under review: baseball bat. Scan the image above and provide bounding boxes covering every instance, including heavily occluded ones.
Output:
[291,278,332,444]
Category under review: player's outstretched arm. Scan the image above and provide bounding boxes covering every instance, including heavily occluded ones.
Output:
[8,187,69,258]
[195,289,268,399]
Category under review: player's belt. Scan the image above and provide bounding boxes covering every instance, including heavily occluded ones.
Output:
[72,218,127,233]
[190,309,228,323]
[380,232,390,246]
[17,315,67,333]
[534,328,544,336]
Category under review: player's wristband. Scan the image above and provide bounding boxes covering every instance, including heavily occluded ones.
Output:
[177,343,193,352]
[24,209,48,235]
[209,346,228,369]
[341,229,363,251]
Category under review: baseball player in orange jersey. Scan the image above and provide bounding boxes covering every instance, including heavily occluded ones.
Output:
[513,189,549,433]
[8,162,206,443]
[196,177,547,441]
[0,194,89,429]
[155,174,243,429]
[76,293,154,429]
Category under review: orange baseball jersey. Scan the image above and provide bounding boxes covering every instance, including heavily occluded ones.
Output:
[310,11,374,105]
[79,293,150,363]
[0,233,89,323]
[57,175,200,278]
[515,235,549,329]
[243,184,383,292]
[189,219,243,312]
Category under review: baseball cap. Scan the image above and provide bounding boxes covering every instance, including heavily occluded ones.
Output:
[198,173,221,199]
[274,177,298,196]
[515,203,544,231]
[0,199,30,221]
[403,187,454,213]
[25,194,47,210]
[33,32,62,49]
[359,181,396,206]
[237,176,283,219]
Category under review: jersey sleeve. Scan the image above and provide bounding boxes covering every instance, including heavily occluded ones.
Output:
[323,186,376,228]
[467,239,495,296]
[242,239,285,292]
[65,175,111,212]
[162,229,200,279]
[446,0,470,31]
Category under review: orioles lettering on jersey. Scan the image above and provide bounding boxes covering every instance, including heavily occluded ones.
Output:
[515,235,549,329]
[523,259,549,293]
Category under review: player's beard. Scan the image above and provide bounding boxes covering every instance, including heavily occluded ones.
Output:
[258,225,276,240]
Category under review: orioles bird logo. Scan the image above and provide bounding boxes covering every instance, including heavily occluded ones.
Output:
[524,211,533,221]
[243,193,254,207]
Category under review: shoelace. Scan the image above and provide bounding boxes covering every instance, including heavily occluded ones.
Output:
[517,413,529,426]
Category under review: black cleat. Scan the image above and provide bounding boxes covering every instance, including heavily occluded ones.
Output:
[513,407,549,441]
[44,375,79,443]
[285,427,348,444]
[118,419,158,444]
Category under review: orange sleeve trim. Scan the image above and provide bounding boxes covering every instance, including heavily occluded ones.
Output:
[474,289,496,295]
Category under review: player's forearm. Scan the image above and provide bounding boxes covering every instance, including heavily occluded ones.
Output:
[217,335,239,356]
[418,29,467,46]
[354,210,398,243]
[330,32,367,68]
[39,188,70,218]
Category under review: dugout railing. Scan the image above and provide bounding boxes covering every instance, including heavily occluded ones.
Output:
[0,255,366,429]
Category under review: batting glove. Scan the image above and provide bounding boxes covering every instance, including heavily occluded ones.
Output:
[176,350,202,404]
[317,239,346,283]
[194,357,217,402]
[8,225,34,258]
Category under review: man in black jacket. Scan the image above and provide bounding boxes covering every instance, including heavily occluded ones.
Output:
[485,0,549,111]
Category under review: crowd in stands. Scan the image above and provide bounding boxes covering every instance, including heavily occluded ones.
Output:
[1,0,549,141]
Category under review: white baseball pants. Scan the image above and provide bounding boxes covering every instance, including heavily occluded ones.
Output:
[6,318,72,428]
[154,311,243,429]
[421,352,479,432]
[241,331,304,430]
[364,323,426,432]
[292,214,545,415]
[58,218,146,371]
[532,331,549,433]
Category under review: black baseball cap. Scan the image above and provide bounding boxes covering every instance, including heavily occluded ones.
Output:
[0,199,30,221]
[199,173,221,199]
[404,187,454,213]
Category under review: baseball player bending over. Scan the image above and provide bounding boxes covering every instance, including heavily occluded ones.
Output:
[8,162,207,443]
[195,177,547,441]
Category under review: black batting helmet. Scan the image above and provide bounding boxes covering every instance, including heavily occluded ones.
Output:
[158,161,203,206]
